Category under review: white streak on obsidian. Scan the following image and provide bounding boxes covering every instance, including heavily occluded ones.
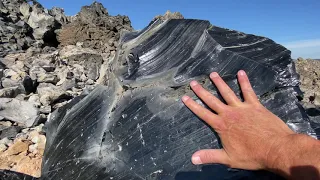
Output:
[37,19,318,180]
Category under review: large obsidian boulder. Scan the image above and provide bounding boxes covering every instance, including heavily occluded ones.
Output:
[3,19,319,179]
[39,19,317,179]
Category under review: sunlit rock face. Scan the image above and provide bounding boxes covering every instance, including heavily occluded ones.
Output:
[3,19,318,180]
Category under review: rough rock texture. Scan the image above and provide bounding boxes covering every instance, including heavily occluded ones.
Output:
[295,58,320,107]
[48,7,69,25]
[36,19,317,180]
[295,58,320,137]
[0,98,39,127]
[0,124,45,178]
[153,10,184,21]
[0,0,69,57]
[1,1,128,178]
[57,2,133,53]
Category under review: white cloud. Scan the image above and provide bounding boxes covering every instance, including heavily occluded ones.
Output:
[282,39,320,59]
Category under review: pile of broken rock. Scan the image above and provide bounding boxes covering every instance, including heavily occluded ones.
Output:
[0,0,136,177]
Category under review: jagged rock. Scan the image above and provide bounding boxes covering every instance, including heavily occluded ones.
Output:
[29,66,58,84]
[19,2,31,19]
[68,53,103,80]
[2,78,20,88]
[0,2,8,14]
[0,98,39,127]
[39,106,51,114]
[55,45,104,81]
[57,2,132,53]
[15,93,27,101]
[48,7,69,25]
[0,144,7,152]
[27,10,57,40]
[0,139,42,178]
[3,69,19,79]
[0,86,24,98]
[61,78,76,90]
[28,94,40,107]
[0,121,12,127]
[85,79,94,85]
[37,83,69,106]
[0,126,22,139]
[295,59,320,107]
[0,137,11,152]
[0,0,36,53]
[153,10,184,22]
[0,123,45,177]
[0,137,12,146]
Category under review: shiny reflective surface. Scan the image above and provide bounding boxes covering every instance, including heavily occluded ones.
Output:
[2,19,318,180]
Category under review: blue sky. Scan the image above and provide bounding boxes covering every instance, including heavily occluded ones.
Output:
[38,0,320,59]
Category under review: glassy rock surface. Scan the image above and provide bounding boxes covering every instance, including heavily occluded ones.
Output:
[5,19,319,179]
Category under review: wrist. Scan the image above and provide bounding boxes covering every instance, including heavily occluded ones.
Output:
[264,133,299,172]
[264,133,319,175]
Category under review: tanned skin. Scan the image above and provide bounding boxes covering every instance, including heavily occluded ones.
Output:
[181,70,320,180]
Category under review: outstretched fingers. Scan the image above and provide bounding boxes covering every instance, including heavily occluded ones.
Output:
[210,72,241,106]
[182,96,223,130]
[192,149,230,165]
[189,81,227,114]
[237,70,259,104]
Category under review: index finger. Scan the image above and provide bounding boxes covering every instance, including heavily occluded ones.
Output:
[182,95,225,131]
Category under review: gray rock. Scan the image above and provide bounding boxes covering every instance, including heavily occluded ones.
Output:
[27,10,57,41]
[0,98,39,127]
[48,7,69,25]
[0,1,8,14]
[0,86,24,98]
[0,137,12,145]
[61,78,76,90]
[37,83,69,106]
[15,93,27,101]
[67,54,104,80]
[28,94,41,107]
[39,106,51,114]
[1,78,20,88]
[0,143,7,151]
[0,121,12,127]
[0,126,22,139]
[29,66,45,80]
[38,73,58,84]
[30,66,58,84]
[42,64,55,72]
[19,2,31,19]
[85,79,94,85]
[3,69,18,78]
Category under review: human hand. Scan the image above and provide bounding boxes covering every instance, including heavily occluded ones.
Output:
[181,70,295,170]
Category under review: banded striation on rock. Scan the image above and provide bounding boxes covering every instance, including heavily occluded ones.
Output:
[36,19,318,179]
[0,1,319,179]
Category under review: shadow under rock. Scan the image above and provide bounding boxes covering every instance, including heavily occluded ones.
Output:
[175,165,284,180]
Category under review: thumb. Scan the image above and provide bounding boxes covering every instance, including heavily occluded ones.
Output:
[191,149,230,165]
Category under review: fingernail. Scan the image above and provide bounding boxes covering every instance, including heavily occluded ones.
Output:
[210,72,219,78]
[190,81,198,87]
[192,156,202,165]
[238,70,245,76]
[181,95,190,102]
